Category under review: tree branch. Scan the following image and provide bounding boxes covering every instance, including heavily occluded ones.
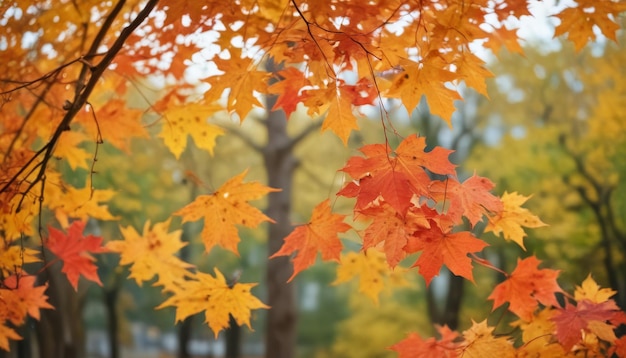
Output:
[0,0,160,208]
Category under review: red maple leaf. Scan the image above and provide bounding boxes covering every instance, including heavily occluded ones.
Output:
[430,174,503,227]
[552,299,621,351]
[46,221,108,290]
[406,222,488,285]
[339,134,455,215]
[267,67,311,118]
[389,325,460,358]
[270,199,351,281]
[488,256,562,321]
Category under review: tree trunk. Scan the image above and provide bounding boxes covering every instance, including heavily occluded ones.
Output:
[426,271,465,330]
[104,286,120,358]
[225,315,241,358]
[35,264,85,358]
[263,96,298,358]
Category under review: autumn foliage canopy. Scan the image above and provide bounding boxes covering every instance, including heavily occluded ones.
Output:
[1,0,626,356]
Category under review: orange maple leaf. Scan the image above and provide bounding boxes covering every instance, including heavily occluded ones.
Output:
[406,223,488,285]
[46,221,108,290]
[0,322,21,352]
[175,170,279,254]
[271,199,351,281]
[387,55,462,123]
[430,174,503,228]
[1,275,53,325]
[488,256,563,321]
[389,325,460,358]
[267,66,311,118]
[359,204,434,267]
[203,48,269,121]
[339,134,455,215]
[554,0,626,51]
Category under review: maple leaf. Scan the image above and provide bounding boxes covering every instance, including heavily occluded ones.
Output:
[554,0,626,51]
[358,204,435,267]
[386,55,462,124]
[76,99,149,152]
[271,199,351,281]
[459,320,515,357]
[0,239,40,276]
[53,131,91,170]
[456,53,494,97]
[160,102,225,159]
[46,221,108,290]
[321,82,362,144]
[339,134,455,215]
[488,256,563,321]
[484,191,546,249]
[406,224,488,285]
[1,275,53,324]
[512,308,567,357]
[51,186,118,228]
[267,66,311,118]
[0,322,21,352]
[389,325,460,358]
[107,220,194,289]
[552,299,621,351]
[203,48,269,120]
[175,170,279,254]
[430,174,503,227]
[332,249,407,305]
[574,274,617,304]
[157,268,268,337]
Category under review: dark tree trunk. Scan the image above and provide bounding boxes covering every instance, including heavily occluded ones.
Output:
[263,92,298,358]
[177,317,193,358]
[225,315,241,358]
[426,271,465,330]
[177,220,196,358]
[35,265,85,358]
[104,286,120,358]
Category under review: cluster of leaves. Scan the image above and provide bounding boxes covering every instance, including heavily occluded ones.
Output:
[391,274,626,357]
[1,0,626,355]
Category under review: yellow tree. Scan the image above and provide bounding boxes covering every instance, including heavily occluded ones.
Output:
[2,0,626,357]
[468,38,626,311]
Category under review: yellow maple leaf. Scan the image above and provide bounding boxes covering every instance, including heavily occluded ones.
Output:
[322,84,360,145]
[332,249,407,305]
[174,170,279,254]
[160,102,225,158]
[53,131,91,170]
[460,320,516,357]
[156,268,268,337]
[51,186,118,228]
[574,274,617,304]
[0,239,40,276]
[512,308,566,357]
[485,191,546,250]
[107,220,194,290]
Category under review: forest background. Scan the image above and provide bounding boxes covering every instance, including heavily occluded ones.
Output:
[1,0,625,357]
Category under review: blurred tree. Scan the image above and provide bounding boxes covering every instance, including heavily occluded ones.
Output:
[468,39,626,310]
